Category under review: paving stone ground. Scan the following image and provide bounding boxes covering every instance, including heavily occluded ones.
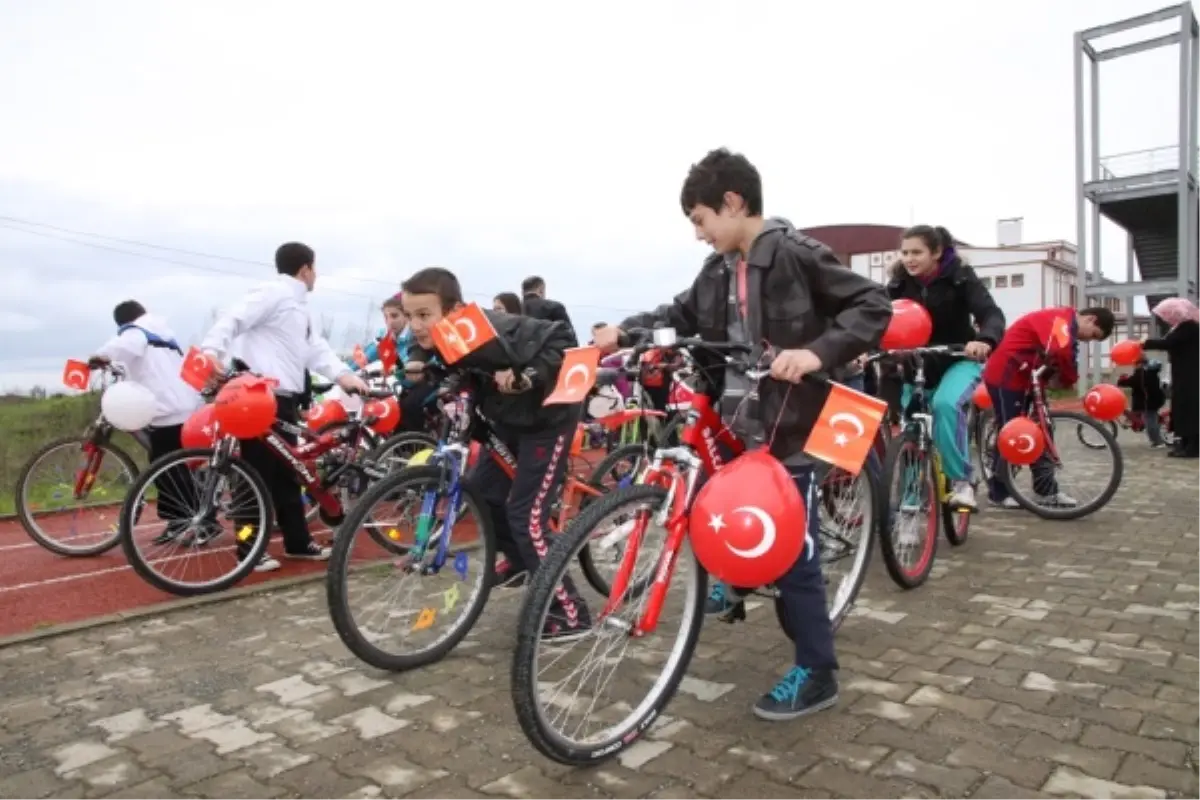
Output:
[1,445,1197,799]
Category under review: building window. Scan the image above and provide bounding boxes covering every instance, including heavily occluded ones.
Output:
[1011,273,1024,288]
[1069,285,1077,306]
[980,276,992,289]
[995,275,1009,289]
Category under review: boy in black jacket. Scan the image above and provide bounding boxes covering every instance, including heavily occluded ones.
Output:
[401,267,591,640]
[593,148,892,721]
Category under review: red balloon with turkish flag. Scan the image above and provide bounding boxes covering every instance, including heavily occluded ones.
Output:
[181,404,220,449]
[1082,384,1126,422]
[364,395,401,435]
[213,375,279,439]
[688,450,808,587]
[305,398,348,428]
[880,299,933,351]
[996,417,1045,466]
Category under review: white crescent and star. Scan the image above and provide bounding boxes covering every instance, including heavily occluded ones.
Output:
[1085,390,1101,409]
[562,363,591,395]
[723,505,777,560]
[1012,433,1036,454]
[454,318,478,345]
[64,365,88,388]
[828,411,865,447]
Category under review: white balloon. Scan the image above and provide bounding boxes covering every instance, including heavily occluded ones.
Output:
[101,381,158,431]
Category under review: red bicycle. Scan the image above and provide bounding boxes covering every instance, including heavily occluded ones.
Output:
[116,372,396,596]
[510,331,879,766]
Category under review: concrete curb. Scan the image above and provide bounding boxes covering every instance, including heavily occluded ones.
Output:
[0,571,328,649]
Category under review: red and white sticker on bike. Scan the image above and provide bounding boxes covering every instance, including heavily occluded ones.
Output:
[430,303,497,364]
[802,382,888,476]
[180,347,217,391]
[544,346,601,406]
[62,359,90,390]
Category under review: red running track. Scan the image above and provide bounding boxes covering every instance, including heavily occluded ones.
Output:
[0,506,489,640]
[0,448,608,640]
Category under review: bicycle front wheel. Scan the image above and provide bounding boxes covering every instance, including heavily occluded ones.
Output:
[1002,410,1123,521]
[326,465,494,672]
[511,483,705,767]
[15,437,139,557]
[119,448,273,596]
[880,437,939,590]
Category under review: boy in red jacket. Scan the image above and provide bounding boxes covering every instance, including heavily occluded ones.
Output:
[981,305,1115,508]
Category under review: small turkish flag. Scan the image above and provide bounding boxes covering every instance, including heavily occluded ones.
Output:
[544,346,601,405]
[62,360,91,391]
[803,382,888,476]
[1048,315,1071,350]
[376,335,398,373]
[180,347,217,391]
[430,303,497,365]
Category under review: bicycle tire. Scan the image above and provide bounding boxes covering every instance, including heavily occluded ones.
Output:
[119,448,273,596]
[366,431,439,470]
[973,409,997,485]
[775,464,879,638]
[1076,419,1117,450]
[326,465,496,672]
[942,499,971,546]
[511,483,706,767]
[15,437,139,557]
[1002,410,1123,521]
[577,443,652,597]
[879,437,939,590]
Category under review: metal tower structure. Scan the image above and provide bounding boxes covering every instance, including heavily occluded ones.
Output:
[1074,2,1199,389]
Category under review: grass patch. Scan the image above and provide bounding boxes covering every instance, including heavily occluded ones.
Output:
[0,393,148,515]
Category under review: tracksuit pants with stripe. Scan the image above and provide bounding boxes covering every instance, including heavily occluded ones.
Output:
[470,419,590,627]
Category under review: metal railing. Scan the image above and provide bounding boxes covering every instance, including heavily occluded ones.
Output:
[1097,144,1198,180]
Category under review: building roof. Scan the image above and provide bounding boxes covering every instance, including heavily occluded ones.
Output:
[800,223,973,255]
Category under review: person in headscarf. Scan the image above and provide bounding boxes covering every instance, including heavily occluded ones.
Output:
[1144,297,1199,458]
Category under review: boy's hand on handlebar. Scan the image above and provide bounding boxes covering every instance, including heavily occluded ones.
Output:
[494,369,531,394]
[964,341,992,361]
[769,348,822,383]
[337,372,370,395]
[87,355,110,369]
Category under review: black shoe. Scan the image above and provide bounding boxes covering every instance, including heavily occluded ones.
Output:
[705,582,749,621]
[284,542,331,561]
[151,521,188,546]
[753,667,839,721]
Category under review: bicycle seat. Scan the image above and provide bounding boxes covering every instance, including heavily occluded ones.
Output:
[310,381,335,394]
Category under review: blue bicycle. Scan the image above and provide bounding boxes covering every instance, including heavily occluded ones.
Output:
[325,364,643,672]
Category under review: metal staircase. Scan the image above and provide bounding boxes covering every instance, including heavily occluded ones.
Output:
[1074,4,1199,381]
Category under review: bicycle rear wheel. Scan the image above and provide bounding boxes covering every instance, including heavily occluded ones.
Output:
[511,484,705,767]
[880,438,939,589]
[1003,410,1123,521]
[775,464,877,638]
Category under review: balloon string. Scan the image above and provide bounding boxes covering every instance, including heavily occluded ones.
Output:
[766,384,792,452]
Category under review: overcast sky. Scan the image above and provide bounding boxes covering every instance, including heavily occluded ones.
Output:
[0,0,1188,392]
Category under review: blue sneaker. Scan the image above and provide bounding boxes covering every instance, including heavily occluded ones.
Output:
[753,666,839,721]
[704,582,747,622]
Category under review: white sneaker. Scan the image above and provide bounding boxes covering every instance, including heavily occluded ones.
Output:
[1036,491,1078,507]
[254,556,282,572]
[993,497,1021,509]
[948,481,978,511]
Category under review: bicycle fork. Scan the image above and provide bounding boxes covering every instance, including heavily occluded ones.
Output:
[600,451,702,636]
